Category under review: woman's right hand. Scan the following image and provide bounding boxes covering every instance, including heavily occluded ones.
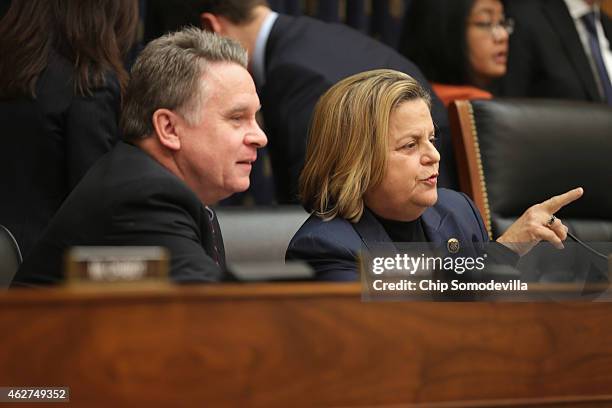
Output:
[496,187,583,256]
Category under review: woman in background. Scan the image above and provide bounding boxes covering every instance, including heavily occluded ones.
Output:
[0,0,138,256]
[286,69,581,280]
[399,0,513,106]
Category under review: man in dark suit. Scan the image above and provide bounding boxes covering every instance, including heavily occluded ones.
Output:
[499,0,612,104]
[196,0,458,203]
[13,28,267,286]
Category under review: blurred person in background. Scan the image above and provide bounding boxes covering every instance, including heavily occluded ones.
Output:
[0,0,138,256]
[399,0,512,106]
[0,0,9,17]
[498,0,612,105]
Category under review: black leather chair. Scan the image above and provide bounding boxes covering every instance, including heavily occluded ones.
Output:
[0,224,22,288]
[449,98,612,241]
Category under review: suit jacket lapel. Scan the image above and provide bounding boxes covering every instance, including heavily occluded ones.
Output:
[353,207,463,251]
[352,208,394,252]
[421,206,473,256]
[264,14,292,77]
[543,0,601,101]
[602,11,612,51]
[421,206,443,247]
[353,205,478,259]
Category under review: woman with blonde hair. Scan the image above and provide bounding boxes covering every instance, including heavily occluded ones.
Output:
[286,69,582,280]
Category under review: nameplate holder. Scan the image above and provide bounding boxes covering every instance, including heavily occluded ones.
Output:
[65,246,169,285]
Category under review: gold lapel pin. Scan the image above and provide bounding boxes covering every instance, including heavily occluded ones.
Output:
[447,238,460,254]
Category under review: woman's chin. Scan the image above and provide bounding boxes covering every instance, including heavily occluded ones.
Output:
[414,190,438,209]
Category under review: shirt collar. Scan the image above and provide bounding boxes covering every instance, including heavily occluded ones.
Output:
[251,11,278,88]
[564,0,600,19]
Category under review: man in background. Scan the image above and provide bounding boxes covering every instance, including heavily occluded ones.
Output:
[499,0,612,105]
[13,28,267,286]
[192,0,458,203]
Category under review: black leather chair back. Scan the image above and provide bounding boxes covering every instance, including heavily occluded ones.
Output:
[0,224,22,288]
[450,99,612,241]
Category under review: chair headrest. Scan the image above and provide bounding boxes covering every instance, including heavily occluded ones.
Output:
[471,98,612,219]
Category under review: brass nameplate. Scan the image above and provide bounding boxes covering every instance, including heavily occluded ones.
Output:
[65,246,169,285]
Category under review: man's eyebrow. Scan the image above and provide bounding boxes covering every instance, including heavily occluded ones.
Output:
[224,104,262,116]
[224,105,248,116]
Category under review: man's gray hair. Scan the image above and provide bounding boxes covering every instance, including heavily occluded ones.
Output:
[121,27,248,141]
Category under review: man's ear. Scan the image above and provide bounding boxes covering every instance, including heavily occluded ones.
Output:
[200,12,223,34]
[152,108,182,151]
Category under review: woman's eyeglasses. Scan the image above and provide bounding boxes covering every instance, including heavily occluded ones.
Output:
[469,18,515,38]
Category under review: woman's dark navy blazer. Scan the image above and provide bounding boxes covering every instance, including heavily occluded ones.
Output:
[286,189,489,281]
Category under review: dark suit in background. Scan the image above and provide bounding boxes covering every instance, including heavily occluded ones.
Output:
[0,0,9,18]
[0,52,120,256]
[499,0,612,102]
[13,142,225,286]
[261,14,458,203]
[286,189,488,281]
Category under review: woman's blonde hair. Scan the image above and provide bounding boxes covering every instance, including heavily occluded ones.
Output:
[300,69,431,223]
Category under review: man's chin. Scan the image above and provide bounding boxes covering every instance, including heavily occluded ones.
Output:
[214,181,250,203]
[233,180,251,193]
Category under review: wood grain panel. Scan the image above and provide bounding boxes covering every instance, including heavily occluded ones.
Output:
[603,0,612,16]
[1,283,612,407]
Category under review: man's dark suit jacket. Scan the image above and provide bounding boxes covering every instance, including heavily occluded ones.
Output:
[0,52,120,257]
[13,142,225,286]
[499,0,612,102]
[286,189,489,281]
[261,14,458,203]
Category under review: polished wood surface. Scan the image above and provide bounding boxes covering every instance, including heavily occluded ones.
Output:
[1,283,612,407]
[603,0,612,16]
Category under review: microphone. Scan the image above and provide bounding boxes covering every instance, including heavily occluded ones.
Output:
[567,231,609,260]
